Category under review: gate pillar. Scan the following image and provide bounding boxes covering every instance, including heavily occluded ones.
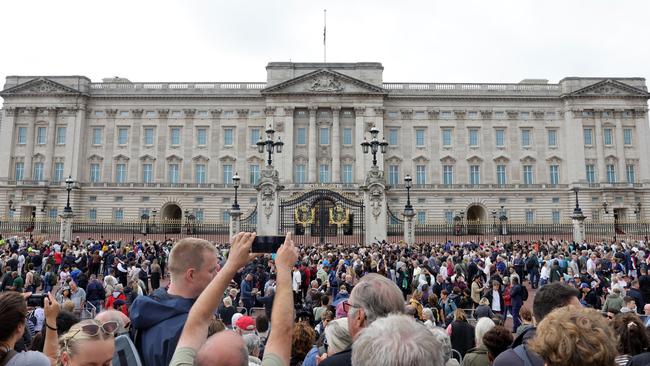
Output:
[229,207,242,239]
[360,166,388,243]
[256,166,283,236]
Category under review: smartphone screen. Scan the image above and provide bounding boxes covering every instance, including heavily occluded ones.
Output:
[252,236,285,253]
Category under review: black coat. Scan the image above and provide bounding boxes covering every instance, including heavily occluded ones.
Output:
[450,320,475,358]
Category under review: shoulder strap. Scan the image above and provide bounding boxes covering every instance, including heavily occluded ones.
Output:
[0,349,18,366]
[513,345,533,366]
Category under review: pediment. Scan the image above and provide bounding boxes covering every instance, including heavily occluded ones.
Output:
[192,154,210,162]
[219,154,237,162]
[466,155,483,162]
[246,156,264,164]
[412,155,430,163]
[261,69,386,96]
[385,155,403,163]
[139,154,156,161]
[0,77,85,97]
[166,154,183,161]
[440,155,456,163]
[113,154,130,161]
[566,79,650,99]
[520,155,537,163]
[545,155,562,162]
[87,154,103,161]
[492,154,510,162]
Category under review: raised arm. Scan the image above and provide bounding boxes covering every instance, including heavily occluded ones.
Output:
[43,292,60,366]
[175,232,256,351]
[263,233,298,365]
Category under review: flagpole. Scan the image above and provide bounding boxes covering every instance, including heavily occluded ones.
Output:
[324,9,327,63]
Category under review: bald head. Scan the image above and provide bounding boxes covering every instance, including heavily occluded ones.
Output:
[196,330,248,366]
[95,309,130,334]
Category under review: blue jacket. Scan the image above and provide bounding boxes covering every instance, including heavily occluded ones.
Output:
[241,279,254,302]
[130,287,195,366]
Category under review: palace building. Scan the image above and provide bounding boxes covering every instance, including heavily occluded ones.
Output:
[0,62,649,228]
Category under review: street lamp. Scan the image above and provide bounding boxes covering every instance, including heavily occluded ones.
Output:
[491,209,497,232]
[64,176,74,213]
[232,172,241,211]
[257,125,284,166]
[572,187,585,217]
[404,174,413,215]
[361,126,389,167]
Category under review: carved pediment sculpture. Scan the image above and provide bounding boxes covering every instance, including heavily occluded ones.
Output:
[308,75,344,92]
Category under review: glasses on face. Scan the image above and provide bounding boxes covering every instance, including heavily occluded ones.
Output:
[342,300,360,314]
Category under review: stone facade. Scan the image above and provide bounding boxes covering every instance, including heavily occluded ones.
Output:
[0,62,649,226]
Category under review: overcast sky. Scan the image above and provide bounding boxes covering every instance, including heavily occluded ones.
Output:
[1,0,649,91]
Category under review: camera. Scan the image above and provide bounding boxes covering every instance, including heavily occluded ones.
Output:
[252,236,285,253]
[27,293,46,308]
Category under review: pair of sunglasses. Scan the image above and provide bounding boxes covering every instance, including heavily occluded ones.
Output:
[71,321,119,339]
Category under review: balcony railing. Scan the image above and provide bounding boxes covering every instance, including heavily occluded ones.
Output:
[382,82,561,96]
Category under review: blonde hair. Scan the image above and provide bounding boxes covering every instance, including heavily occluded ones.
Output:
[529,306,616,366]
[168,238,216,280]
[57,319,115,365]
[62,300,75,312]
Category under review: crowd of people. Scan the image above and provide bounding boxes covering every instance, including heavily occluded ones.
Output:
[3,232,650,366]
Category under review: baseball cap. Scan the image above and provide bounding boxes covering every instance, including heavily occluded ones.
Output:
[235,316,256,332]
[579,283,590,289]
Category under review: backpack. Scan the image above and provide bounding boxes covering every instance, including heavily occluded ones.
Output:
[32,271,42,289]
[113,334,143,366]
[521,285,529,301]
[27,309,38,332]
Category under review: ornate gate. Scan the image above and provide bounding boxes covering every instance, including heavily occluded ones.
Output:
[279,189,364,245]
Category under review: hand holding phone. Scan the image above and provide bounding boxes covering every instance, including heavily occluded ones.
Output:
[252,236,286,253]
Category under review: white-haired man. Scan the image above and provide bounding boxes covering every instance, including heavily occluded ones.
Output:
[320,273,405,366]
[351,314,445,366]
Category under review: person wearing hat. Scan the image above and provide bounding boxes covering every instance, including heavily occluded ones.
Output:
[234,315,257,335]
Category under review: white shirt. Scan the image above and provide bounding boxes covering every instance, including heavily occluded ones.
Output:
[292,270,301,292]
[491,290,501,312]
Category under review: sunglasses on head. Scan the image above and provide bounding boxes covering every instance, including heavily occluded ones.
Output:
[71,321,119,339]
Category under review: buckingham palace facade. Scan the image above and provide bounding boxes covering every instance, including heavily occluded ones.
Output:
[0,62,649,226]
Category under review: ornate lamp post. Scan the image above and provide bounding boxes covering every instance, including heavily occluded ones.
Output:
[64,176,74,213]
[403,174,415,246]
[499,206,508,236]
[404,174,413,215]
[491,209,497,234]
[571,187,586,243]
[257,126,284,167]
[361,126,389,167]
[232,172,241,211]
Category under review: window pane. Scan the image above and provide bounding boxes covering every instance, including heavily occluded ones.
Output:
[54,163,64,183]
[626,165,635,183]
[93,128,102,145]
[224,128,233,145]
[171,128,181,145]
[18,127,27,144]
[389,129,398,146]
[197,128,207,146]
[295,164,306,183]
[196,164,206,183]
[549,165,559,185]
[169,164,180,183]
[607,165,616,183]
[320,128,330,145]
[56,127,66,144]
[343,128,352,145]
[416,165,426,185]
[15,162,24,181]
[222,164,232,184]
[143,164,153,183]
[496,165,506,185]
[118,128,128,145]
[249,164,260,184]
[388,165,399,185]
[470,165,480,185]
[495,129,504,147]
[624,129,632,145]
[586,165,595,183]
[90,164,101,183]
[343,165,353,183]
[547,130,557,146]
[144,128,154,145]
[416,129,425,147]
[469,129,478,147]
[37,127,46,144]
[521,129,531,146]
[443,165,453,185]
[319,164,330,183]
[251,128,260,145]
[442,129,452,146]
[33,162,44,181]
[523,165,534,185]
[583,128,593,145]
[604,128,613,145]
[297,128,306,145]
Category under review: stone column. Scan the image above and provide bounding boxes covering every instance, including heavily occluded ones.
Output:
[308,107,317,182]
[60,211,73,243]
[256,166,283,235]
[403,210,416,246]
[229,207,242,239]
[44,108,58,181]
[23,107,38,180]
[282,107,295,185]
[593,112,606,182]
[0,107,17,178]
[361,166,388,242]
[332,107,341,182]
[354,107,366,182]
[614,117,627,182]
[635,108,650,183]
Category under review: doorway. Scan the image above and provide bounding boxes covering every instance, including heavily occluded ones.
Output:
[466,205,487,234]
[161,203,182,233]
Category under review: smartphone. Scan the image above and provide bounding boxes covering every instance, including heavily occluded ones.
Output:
[252,236,285,253]
[27,293,46,308]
